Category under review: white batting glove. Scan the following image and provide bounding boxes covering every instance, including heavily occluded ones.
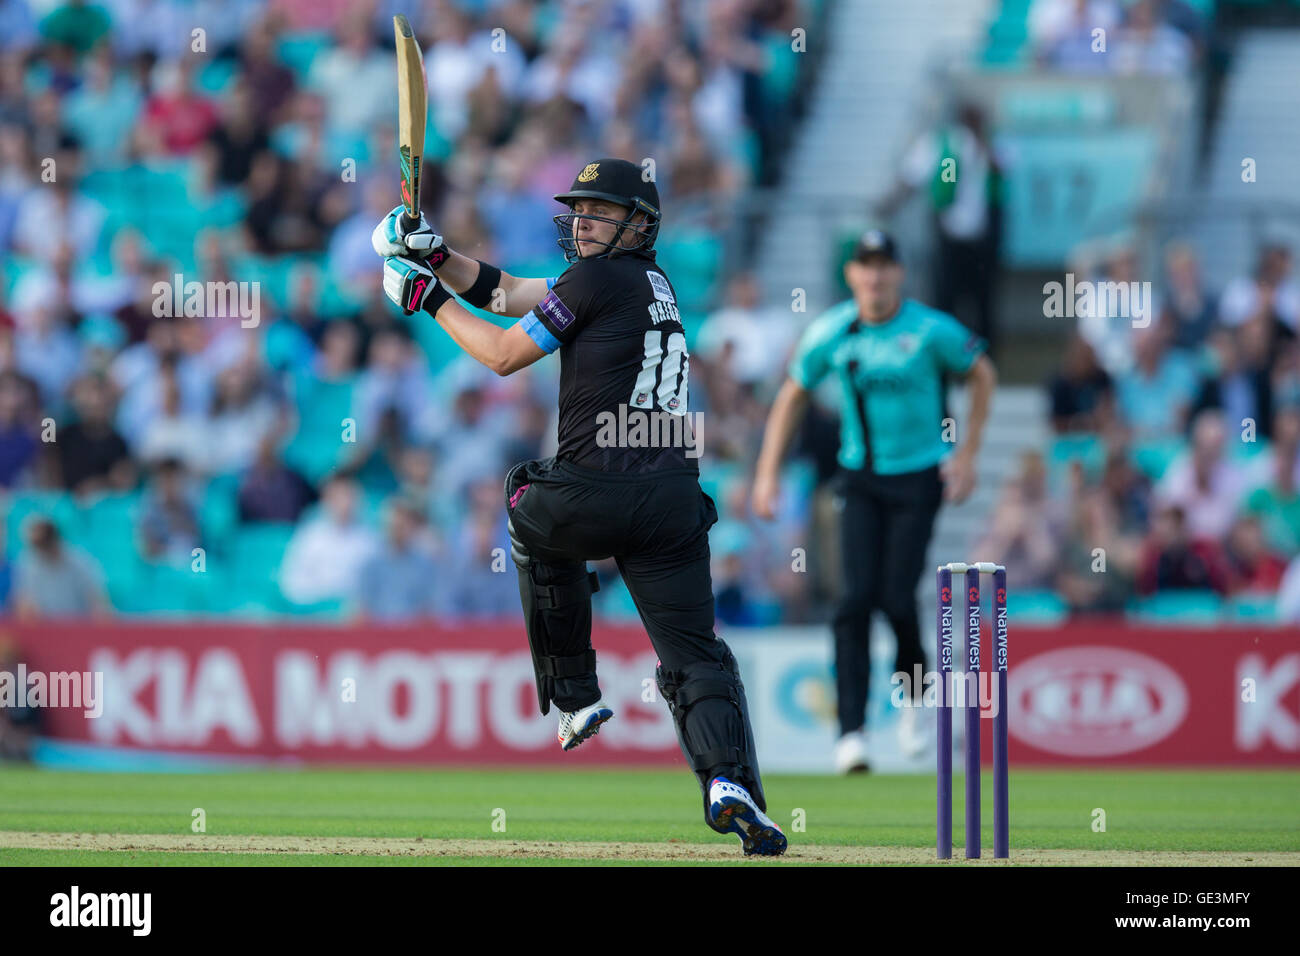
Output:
[383,255,446,315]
[371,205,449,266]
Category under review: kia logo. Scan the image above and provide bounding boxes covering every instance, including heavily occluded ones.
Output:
[1009,647,1188,756]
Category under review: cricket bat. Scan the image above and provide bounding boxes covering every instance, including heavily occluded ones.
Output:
[393,14,426,232]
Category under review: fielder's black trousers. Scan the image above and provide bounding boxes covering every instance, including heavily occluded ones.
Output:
[832,464,943,737]
[506,457,726,710]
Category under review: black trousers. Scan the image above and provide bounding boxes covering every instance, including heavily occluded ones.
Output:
[506,457,766,825]
[506,457,723,703]
[832,465,944,737]
[934,232,997,355]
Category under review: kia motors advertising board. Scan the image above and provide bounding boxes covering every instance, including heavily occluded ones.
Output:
[4,621,1297,768]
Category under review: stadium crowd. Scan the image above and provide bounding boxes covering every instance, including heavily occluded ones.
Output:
[976,237,1300,619]
[0,0,1291,627]
[0,0,813,622]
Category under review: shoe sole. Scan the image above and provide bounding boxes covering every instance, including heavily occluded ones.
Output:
[560,710,613,752]
[711,796,788,857]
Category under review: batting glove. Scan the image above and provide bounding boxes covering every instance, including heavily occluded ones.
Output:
[383,255,451,316]
[372,205,449,267]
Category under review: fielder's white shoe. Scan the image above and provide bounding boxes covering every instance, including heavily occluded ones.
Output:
[557,699,613,751]
[833,730,870,774]
[708,776,787,856]
[897,704,928,758]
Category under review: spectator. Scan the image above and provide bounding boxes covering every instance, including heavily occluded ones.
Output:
[1136,503,1225,594]
[139,57,220,157]
[1056,481,1138,612]
[198,77,270,191]
[1243,404,1300,556]
[1219,242,1299,336]
[1188,324,1272,442]
[62,45,142,169]
[1112,0,1193,75]
[137,457,201,565]
[279,472,377,605]
[0,369,39,488]
[0,637,39,760]
[714,549,761,627]
[12,516,109,619]
[54,373,136,496]
[1115,321,1198,442]
[1157,242,1216,353]
[206,360,281,475]
[355,496,443,621]
[235,17,297,124]
[308,8,396,138]
[1223,515,1285,595]
[1154,410,1248,541]
[1029,0,1121,72]
[881,103,1005,351]
[438,478,516,618]
[136,363,210,472]
[1048,334,1114,433]
[40,0,113,58]
[696,272,799,386]
[1277,555,1300,622]
[972,451,1059,590]
[1100,446,1153,535]
[1075,241,1144,377]
[237,433,317,524]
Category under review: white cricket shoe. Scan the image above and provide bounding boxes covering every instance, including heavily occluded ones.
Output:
[897,704,928,758]
[833,730,870,774]
[708,776,787,856]
[557,699,613,751]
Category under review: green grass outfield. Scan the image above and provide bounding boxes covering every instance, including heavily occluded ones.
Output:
[1,766,1297,865]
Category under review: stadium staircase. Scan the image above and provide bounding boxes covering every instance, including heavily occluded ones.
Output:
[755,0,994,312]
[925,384,1048,580]
[1187,28,1300,287]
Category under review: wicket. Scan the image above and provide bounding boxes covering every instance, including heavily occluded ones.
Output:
[936,561,1008,859]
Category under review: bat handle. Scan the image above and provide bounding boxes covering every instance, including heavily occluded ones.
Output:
[401,211,420,233]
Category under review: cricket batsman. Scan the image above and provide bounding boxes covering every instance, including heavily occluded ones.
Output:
[372,158,785,856]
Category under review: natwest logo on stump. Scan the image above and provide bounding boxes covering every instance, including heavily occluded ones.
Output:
[1009,646,1189,757]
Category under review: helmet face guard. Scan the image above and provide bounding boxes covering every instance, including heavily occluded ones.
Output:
[553,200,661,263]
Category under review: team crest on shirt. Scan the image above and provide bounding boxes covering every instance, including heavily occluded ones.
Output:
[896,334,916,354]
[646,271,675,303]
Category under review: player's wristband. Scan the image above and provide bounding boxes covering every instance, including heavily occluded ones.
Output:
[423,282,453,317]
[460,260,503,309]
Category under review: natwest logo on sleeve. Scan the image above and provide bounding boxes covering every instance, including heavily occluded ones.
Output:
[1008,646,1189,757]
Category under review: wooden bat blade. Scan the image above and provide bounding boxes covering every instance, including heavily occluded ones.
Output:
[393,14,427,225]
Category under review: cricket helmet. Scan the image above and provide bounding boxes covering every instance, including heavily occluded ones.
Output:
[553,158,661,262]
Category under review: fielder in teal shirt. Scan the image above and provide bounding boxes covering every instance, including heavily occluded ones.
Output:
[753,229,996,773]
[787,296,986,473]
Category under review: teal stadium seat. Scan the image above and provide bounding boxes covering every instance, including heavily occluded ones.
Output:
[1127,590,1223,626]
[1005,588,1067,625]
[228,522,296,608]
[1224,594,1277,623]
[276,32,332,80]
[4,491,78,557]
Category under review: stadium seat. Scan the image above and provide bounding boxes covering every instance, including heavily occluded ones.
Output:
[276,31,333,80]
[1127,590,1223,626]
[1130,438,1185,481]
[1006,588,1068,625]
[1224,594,1277,623]
[4,491,78,558]
[198,476,241,555]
